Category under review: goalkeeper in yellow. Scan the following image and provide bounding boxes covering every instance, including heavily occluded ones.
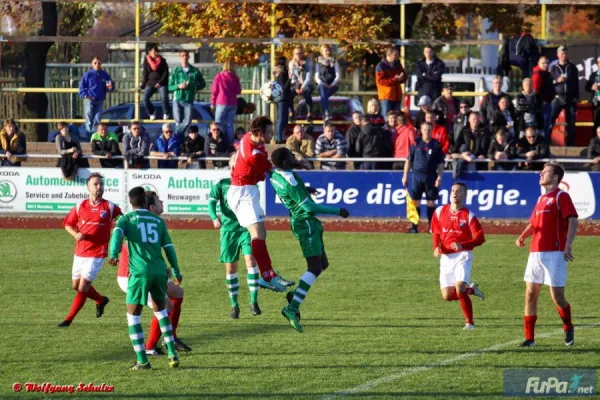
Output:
[269,147,350,333]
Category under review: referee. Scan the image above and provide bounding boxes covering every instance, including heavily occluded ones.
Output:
[402,122,445,233]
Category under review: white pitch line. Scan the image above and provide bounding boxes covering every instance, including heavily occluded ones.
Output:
[322,324,600,400]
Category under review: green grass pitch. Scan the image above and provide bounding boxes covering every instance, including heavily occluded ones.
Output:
[1,229,599,399]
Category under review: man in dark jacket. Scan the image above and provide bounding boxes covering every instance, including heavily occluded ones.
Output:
[275,57,294,143]
[487,129,516,171]
[357,119,393,170]
[452,100,470,145]
[451,112,491,178]
[141,45,170,120]
[183,125,206,169]
[90,123,122,168]
[516,127,550,171]
[549,46,579,146]
[584,56,600,131]
[346,111,363,169]
[587,126,600,172]
[123,122,150,169]
[204,122,233,169]
[514,78,542,136]
[432,83,459,138]
[79,57,114,136]
[481,75,513,126]
[415,46,445,102]
[150,123,182,169]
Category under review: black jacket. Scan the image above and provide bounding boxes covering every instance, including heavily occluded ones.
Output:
[453,126,491,158]
[183,135,206,168]
[487,138,516,169]
[452,113,469,144]
[489,108,518,140]
[550,61,579,102]
[357,123,393,158]
[345,124,362,158]
[91,135,122,168]
[141,55,169,89]
[432,96,459,127]
[205,133,233,168]
[585,71,600,104]
[587,136,600,159]
[514,92,542,132]
[481,92,513,126]
[275,67,294,103]
[516,136,550,170]
[415,57,445,101]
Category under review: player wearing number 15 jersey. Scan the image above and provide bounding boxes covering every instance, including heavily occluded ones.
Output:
[516,163,578,348]
[431,182,486,331]
[109,187,183,370]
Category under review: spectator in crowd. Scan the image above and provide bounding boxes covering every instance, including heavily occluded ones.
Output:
[274,56,294,144]
[168,50,206,137]
[182,125,206,169]
[232,127,246,150]
[79,57,114,137]
[588,126,600,171]
[516,126,550,170]
[150,123,181,169]
[487,129,516,171]
[211,60,242,143]
[490,96,517,141]
[0,119,26,167]
[481,75,513,127]
[451,112,491,178]
[392,112,417,170]
[48,117,82,143]
[452,100,470,145]
[204,122,233,169]
[414,95,433,131]
[316,123,348,170]
[315,44,341,122]
[346,111,363,169]
[141,44,169,121]
[383,110,399,134]
[432,83,458,137]
[289,45,314,121]
[357,116,393,170]
[123,121,150,169]
[415,46,445,102]
[285,125,315,170]
[584,56,600,131]
[402,122,445,234]
[56,121,89,179]
[532,56,554,136]
[425,111,451,155]
[549,46,579,146]
[366,98,385,127]
[375,46,406,117]
[90,123,122,168]
[514,78,542,137]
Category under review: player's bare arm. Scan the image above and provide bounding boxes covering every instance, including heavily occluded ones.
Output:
[65,224,84,241]
[402,158,411,187]
[435,163,444,187]
[564,217,578,262]
[516,223,534,247]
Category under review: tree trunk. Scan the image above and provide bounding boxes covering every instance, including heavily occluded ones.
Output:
[23,2,57,142]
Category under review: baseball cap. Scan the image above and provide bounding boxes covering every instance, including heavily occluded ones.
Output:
[443,82,453,89]
[557,45,568,53]
[459,99,470,106]
[417,96,432,107]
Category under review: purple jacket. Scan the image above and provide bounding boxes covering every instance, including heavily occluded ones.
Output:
[211,71,242,107]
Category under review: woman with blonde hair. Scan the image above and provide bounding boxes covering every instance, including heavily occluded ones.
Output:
[0,119,27,166]
[315,44,341,122]
[211,60,242,143]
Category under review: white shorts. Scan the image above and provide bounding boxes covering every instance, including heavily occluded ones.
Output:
[116,276,167,307]
[72,256,104,281]
[439,251,473,288]
[524,251,567,287]
[226,184,265,228]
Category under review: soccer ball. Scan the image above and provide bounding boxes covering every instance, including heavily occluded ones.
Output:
[260,81,283,103]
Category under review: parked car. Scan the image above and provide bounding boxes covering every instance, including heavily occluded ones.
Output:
[285,96,364,139]
[75,101,214,142]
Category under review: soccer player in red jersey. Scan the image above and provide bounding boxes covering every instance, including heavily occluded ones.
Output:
[58,173,122,327]
[227,116,290,292]
[116,191,191,354]
[431,182,486,330]
[516,162,578,347]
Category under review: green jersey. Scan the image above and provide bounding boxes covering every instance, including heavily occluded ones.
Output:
[270,169,315,222]
[109,209,180,278]
[208,178,245,233]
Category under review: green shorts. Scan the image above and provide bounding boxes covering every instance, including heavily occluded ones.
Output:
[219,230,252,263]
[291,217,324,258]
[126,273,168,306]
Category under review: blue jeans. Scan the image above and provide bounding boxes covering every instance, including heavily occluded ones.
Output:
[549,97,576,146]
[173,99,193,138]
[215,104,237,143]
[541,102,552,137]
[276,100,292,143]
[143,86,169,118]
[318,84,338,115]
[380,100,401,118]
[84,98,104,135]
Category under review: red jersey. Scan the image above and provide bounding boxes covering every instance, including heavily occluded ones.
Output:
[117,245,129,277]
[231,133,272,186]
[529,188,578,252]
[431,205,485,255]
[62,199,122,258]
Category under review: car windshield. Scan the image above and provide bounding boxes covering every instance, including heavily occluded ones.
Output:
[102,107,129,122]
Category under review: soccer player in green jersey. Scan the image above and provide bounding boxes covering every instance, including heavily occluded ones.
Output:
[108,187,183,370]
[269,148,350,333]
[208,176,262,319]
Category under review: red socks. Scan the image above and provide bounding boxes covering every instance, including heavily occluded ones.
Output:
[458,292,474,325]
[65,291,88,322]
[170,298,183,338]
[145,317,161,350]
[557,304,573,331]
[251,239,276,281]
[86,285,104,304]
[445,291,459,301]
[524,315,537,341]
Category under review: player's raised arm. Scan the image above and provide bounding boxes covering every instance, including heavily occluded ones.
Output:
[160,220,182,282]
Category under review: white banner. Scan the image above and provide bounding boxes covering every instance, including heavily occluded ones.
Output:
[0,168,124,213]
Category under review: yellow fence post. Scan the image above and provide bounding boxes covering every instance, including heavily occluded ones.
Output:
[541,4,547,41]
[270,3,276,130]
[134,0,141,121]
